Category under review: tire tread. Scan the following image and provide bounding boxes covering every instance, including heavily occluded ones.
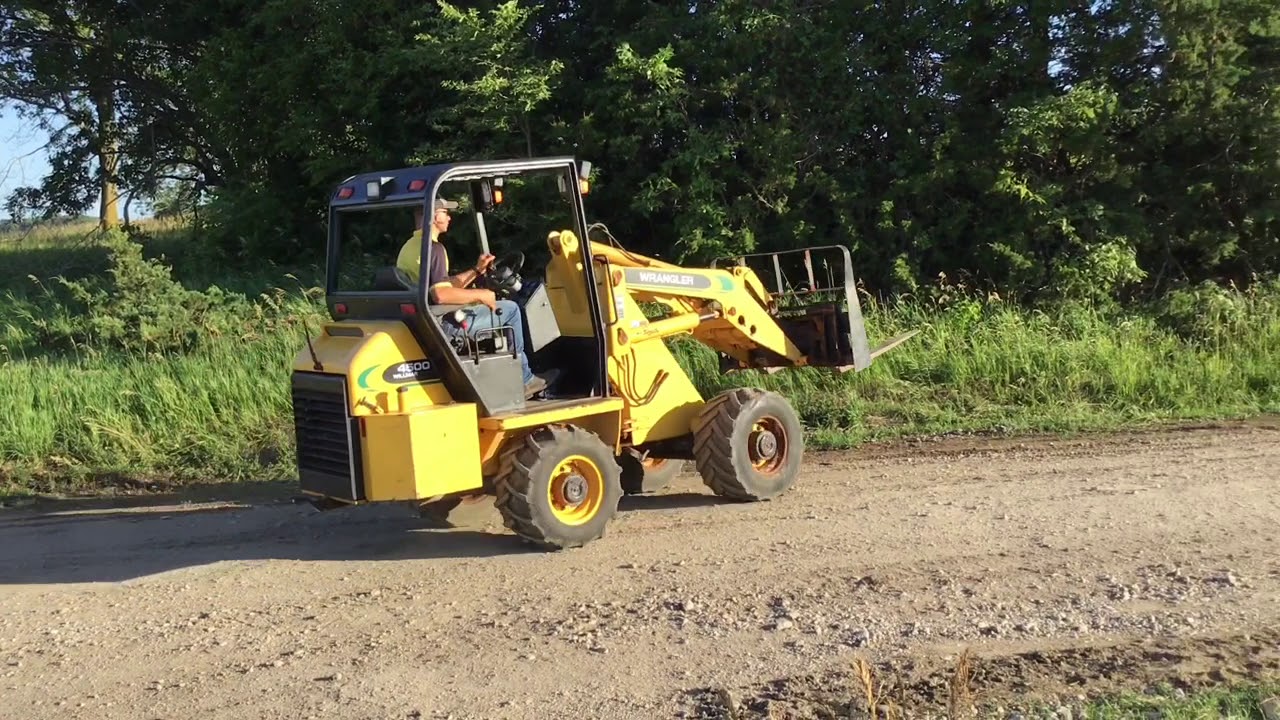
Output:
[493,425,621,550]
[692,388,802,502]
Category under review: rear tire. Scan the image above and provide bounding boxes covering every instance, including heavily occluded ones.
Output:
[618,453,684,495]
[494,425,622,550]
[692,388,803,501]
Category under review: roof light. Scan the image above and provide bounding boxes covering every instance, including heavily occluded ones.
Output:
[399,303,417,316]
[408,179,426,192]
[337,186,354,199]
[366,176,394,200]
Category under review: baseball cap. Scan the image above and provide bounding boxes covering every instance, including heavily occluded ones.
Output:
[434,198,459,211]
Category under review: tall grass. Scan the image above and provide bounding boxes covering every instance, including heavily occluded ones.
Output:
[1,333,303,485]
[672,285,1280,446]
[2,221,1278,492]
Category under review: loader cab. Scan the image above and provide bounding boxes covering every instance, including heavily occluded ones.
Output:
[325,157,609,417]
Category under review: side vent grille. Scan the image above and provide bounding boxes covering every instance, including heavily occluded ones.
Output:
[291,372,364,501]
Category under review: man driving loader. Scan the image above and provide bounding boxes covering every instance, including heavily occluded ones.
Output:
[396,199,547,398]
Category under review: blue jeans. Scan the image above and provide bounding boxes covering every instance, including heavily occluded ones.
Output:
[450,299,533,383]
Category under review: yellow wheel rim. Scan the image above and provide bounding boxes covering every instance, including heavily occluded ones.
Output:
[749,417,787,474]
[547,454,605,526]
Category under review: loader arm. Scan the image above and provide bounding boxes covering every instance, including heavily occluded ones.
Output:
[587,241,808,368]
[584,240,922,372]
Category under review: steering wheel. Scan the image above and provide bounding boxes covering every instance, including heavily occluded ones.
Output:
[481,250,525,298]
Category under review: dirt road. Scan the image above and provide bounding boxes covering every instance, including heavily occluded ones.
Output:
[2,420,1278,719]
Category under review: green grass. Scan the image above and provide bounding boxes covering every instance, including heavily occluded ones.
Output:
[1075,683,1278,719]
[2,220,1278,494]
[1,220,326,492]
[1,332,304,488]
[957,682,1280,719]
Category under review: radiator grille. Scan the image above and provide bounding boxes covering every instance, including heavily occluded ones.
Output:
[291,372,364,501]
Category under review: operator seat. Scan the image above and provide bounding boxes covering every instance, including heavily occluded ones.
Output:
[372,266,412,291]
[372,265,464,324]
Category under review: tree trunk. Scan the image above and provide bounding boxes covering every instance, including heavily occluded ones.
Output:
[94,80,120,230]
[99,141,121,229]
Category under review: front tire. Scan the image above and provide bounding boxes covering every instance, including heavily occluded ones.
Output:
[692,388,803,501]
[494,425,622,550]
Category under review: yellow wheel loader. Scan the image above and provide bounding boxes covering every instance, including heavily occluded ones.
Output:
[290,157,915,550]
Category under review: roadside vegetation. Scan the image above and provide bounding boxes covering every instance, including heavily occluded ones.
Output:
[3,220,1276,496]
[1080,685,1280,720]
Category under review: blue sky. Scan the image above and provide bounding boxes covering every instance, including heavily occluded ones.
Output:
[0,106,156,223]
[0,107,53,220]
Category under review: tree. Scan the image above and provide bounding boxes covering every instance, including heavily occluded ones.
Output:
[1136,0,1280,288]
[0,3,126,228]
[0,1,219,229]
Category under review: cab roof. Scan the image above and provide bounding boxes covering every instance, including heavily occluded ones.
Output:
[328,156,580,209]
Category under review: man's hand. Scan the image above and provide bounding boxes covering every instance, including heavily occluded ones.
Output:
[475,253,496,274]
[476,289,497,310]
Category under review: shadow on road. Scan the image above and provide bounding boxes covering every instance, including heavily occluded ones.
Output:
[0,499,535,586]
[0,486,726,586]
[619,492,724,512]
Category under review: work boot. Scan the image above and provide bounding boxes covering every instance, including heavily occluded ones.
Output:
[538,368,562,395]
[524,376,547,399]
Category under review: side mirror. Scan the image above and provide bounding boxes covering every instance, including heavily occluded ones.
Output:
[470,179,500,213]
[560,161,594,198]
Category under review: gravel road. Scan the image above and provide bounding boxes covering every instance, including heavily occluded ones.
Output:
[2,420,1278,719]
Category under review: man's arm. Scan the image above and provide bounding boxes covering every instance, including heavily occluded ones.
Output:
[444,253,495,289]
[427,247,495,308]
[446,267,481,289]
[431,284,496,309]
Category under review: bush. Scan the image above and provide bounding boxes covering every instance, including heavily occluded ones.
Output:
[16,229,258,357]
[1154,278,1280,345]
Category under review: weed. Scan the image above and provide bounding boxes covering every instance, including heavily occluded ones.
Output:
[852,655,903,719]
[949,649,976,718]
